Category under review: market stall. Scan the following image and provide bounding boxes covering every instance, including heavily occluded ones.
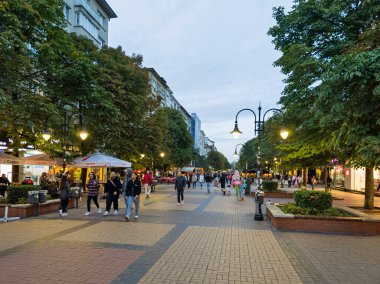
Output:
[0,153,24,182]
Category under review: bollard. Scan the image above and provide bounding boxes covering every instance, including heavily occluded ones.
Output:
[254,191,265,221]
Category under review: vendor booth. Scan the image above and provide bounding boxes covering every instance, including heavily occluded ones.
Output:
[73,152,131,191]
[0,152,24,182]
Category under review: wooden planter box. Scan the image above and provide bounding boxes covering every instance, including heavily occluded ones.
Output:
[266,204,380,235]
[0,199,76,219]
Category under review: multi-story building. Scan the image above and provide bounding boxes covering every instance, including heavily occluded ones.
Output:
[191,113,202,151]
[199,131,207,157]
[62,0,117,47]
[146,68,192,132]
[204,137,216,154]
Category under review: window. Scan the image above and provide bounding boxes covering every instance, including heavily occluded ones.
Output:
[98,36,106,47]
[97,10,106,28]
[63,2,70,21]
[75,12,99,40]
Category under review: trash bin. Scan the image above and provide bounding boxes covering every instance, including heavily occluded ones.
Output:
[254,190,264,221]
[28,191,39,204]
[38,190,48,203]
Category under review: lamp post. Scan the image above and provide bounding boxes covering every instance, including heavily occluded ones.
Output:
[231,104,288,189]
[233,143,244,159]
[42,107,88,172]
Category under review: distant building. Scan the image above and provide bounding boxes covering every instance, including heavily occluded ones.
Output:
[62,0,117,47]
[199,131,207,157]
[191,113,202,151]
[204,137,216,154]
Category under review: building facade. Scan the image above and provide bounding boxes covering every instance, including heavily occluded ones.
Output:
[191,113,202,151]
[62,0,117,47]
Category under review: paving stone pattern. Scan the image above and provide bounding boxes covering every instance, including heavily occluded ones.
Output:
[0,184,380,284]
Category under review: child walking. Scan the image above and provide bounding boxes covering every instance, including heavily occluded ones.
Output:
[213,178,219,192]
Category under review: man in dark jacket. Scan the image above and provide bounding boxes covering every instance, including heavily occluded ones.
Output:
[175,172,187,205]
[125,172,141,221]
[205,172,213,193]
[104,172,122,216]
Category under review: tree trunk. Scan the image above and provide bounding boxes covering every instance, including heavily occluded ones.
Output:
[364,167,374,210]
[324,166,328,192]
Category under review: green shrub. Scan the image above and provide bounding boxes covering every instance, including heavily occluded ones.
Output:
[261,181,278,192]
[280,203,352,217]
[17,197,28,204]
[294,190,332,212]
[0,197,7,204]
[6,185,40,204]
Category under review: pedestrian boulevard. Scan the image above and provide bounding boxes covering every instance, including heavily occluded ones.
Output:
[1,185,380,283]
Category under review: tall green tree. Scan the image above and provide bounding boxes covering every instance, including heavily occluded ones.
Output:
[207,151,231,170]
[269,0,380,208]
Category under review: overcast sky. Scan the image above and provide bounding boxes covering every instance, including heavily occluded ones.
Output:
[107,0,294,162]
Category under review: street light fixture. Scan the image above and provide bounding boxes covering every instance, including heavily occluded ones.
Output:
[160,152,165,158]
[42,108,88,171]
[231,104,288,191]
[233,143,244,159]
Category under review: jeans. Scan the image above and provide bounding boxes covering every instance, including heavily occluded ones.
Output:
[144,184,151,196]
[192,182,197,188]
[177,189,184,203]
[199,182,203,188]
[60,199,68,212]
[87,195,99,212]
[106,194,119,211]
[125,195,139,217]
[206,182,211,192]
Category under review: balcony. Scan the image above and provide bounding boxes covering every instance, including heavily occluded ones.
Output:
[75,0,102,26]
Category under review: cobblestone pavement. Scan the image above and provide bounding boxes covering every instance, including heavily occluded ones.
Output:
[1,184,380,284]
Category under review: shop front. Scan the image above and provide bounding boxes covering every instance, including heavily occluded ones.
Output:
[344,167,380,192]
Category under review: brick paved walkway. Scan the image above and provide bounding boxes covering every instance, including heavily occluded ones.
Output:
[1,184,380,284]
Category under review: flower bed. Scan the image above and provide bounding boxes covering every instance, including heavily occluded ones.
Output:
[266,204,380,235]
[0,199,76,219]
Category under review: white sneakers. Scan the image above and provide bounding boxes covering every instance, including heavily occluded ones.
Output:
[104,211,109,216]
[113,210,119,215]
[59,209,63,216]
[181,201,184,204]
[177,203,180,206]
[104,210,119,216]
[98,207,102,214]
[84,212,91,216]
[134,215,138,219]
[62,213,68,216]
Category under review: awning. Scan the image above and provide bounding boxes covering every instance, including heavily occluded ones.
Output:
[21,153,62,166]
[180,166,195,172]
[0,153,24,165]
[73,152,131,168]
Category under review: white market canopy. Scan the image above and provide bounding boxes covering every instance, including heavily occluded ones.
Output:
[0,152,24,165]
[180,166,195,172]
[73,152,131,168]
[21,153,62,166]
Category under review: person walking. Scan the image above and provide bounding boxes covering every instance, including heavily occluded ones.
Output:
[122,169,133,212]
[125,172,141,221]
[213,177,219,192]
[0,173,11,197]
[84,172,101,216]
[104,172,122,216]
[143,170,153,199]
[39,172,49,191]
[245,174,252,195]
[220,173,227,195]
[198,173,205,189]
[175,172,186,205]
[205,172,213,193]
[311,176,317,190]
[191,171,197,189]
[58,174,70,217]
[186,174,191,189]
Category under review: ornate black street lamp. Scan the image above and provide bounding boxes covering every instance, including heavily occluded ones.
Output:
[231,104,288,187]
[233,143,244,159]
[42,107,88,171]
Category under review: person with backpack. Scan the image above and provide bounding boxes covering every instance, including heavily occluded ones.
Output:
[205,172,213,193]
[175,172,187,205]
[125,172,142,221]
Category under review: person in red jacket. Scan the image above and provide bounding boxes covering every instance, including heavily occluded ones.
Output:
[143,170,153,199]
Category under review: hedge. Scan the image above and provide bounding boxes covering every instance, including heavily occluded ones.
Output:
[294,190,332,212]
[6,185,40,204]
[261,181,278,192]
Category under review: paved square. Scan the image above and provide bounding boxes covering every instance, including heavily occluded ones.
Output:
[0,219,88,251]
[57,222,175,246]
[138,226,302,284]
[143,201,199,211]
[204,195,255,214]
[0,245,143,283]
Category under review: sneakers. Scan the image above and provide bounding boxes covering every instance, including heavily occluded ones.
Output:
[113,210,119,215]
[181,201,184,204]
[104,211,109,216]
[134,215,138,219]
[125,216,130,222]
[177,203,180,206]
[84,212,91,216]
[62,213,68,216]
[59,209,63,216]
[97,207,102,214]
